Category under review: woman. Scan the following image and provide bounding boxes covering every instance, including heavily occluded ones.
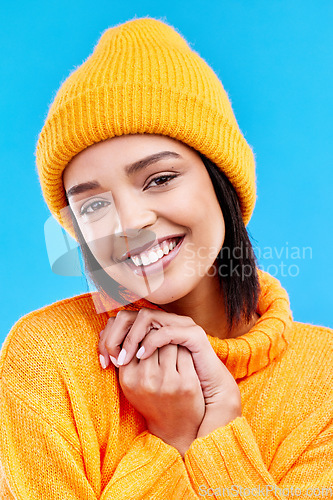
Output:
[1,17,332,499]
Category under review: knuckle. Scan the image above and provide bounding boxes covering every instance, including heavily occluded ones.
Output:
[122,331,137,348]
[104,338,118,356]
[160,387,175,398]
[195,325,206,340]
[161,378,178,395]
[120,371,135,391]
[115,310,128,320]
[184,315,195,325]
[181,382,197,395]
[98,338,107,354]
[161,325,171,336]
[142,336,154,351]
[137,307,151,320]
[141,378,157,394]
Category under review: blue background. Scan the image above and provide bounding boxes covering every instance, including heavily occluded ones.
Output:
[1,0,332,343]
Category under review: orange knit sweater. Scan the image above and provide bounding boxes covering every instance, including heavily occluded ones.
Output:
[0,269,332,499]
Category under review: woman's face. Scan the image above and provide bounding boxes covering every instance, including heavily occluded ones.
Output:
[63,134,225,304]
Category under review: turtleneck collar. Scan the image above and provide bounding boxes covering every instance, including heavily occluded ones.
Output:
[206,270,293,379]
[93,269,293,380]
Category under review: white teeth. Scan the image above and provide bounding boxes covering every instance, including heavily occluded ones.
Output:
[129,237,181,267]
[132,255,142,266]
[148,251,159,263]
[162,243,170,255]
[141,254,150,266]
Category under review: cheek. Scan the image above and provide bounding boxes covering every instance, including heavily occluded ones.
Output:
[80,223,114,266]
[191,182,225,253]
[80,224,95,245]
[169,184,207,223]
[208,201,225,252]
[179,181,223,231]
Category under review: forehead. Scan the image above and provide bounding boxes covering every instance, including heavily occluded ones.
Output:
[62,134,195,186]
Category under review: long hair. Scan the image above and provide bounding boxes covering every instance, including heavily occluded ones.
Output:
[198,153,261,333]
[67,152,260,334]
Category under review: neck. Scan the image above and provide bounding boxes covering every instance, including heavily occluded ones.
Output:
[159,274,259,340]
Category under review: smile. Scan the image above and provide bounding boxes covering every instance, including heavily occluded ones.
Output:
[124,236,185,276]
[130,237,179,266]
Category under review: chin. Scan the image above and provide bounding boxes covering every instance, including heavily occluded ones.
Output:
[142,281,195,305]
[108,266,199,305]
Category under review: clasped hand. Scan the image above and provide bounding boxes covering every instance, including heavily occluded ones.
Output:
[98,308,241,457]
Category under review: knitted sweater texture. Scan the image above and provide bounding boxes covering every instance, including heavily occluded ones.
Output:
[0,269,332,499]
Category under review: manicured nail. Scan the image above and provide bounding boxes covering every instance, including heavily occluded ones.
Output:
[109,355,119,367]
[99,330,104,337]
[117,349,127,366]
[99,354,107,369]
[136,346,145,359]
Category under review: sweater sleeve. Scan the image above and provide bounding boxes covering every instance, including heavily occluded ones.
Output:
[0,380,199,500]
[100,431,198,499]
[0,380,98,499]
[184,414,333,499]
[0,311,201,500]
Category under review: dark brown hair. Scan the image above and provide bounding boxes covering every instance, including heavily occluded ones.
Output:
[198,153,261,333]
[67,152,260,334]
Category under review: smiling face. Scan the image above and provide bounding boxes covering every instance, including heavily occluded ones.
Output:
[62,134,225,305]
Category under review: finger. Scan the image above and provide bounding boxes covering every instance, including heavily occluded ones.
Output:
[176,346,203,394]
[100,310,139,362]
[135,324,226,393]
[98,324,122,369]
[157,344,178,372]
[176,346,199,378]
[98,328,110,369]
[99,314,135,368]
[141,347,159,373]
[98,321,115,369]
[119,347,159,391]
[117,307,194,366]
[137,324,206,360]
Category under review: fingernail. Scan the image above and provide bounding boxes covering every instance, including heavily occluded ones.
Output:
[109,355,119,368]
[117,348,127,366]
[99,354,107,369]
[99,330,104,337]
[136,346,145,359]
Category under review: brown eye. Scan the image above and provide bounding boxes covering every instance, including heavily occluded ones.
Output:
[146,174,178,189]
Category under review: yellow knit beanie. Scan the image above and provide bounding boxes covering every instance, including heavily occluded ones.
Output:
[36,17,256,239]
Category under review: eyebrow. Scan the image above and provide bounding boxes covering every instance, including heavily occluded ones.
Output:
[66,150,182,199]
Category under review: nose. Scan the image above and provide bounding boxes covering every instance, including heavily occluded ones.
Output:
[113,193,157,236]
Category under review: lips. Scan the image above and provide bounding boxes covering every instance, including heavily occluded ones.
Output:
[124,235,185,276]
[117,234,185,263]
[130,237,179,266]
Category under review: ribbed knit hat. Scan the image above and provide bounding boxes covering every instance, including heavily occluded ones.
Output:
[36,17,256,239]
